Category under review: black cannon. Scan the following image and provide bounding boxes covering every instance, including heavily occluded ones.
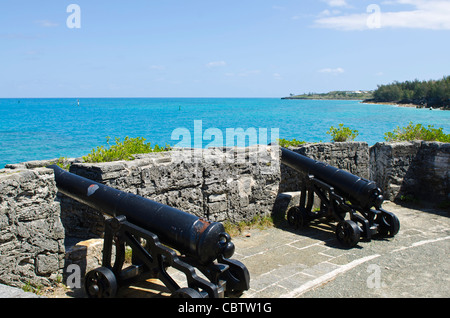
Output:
[49,165,250,298]
[281,147,399,248]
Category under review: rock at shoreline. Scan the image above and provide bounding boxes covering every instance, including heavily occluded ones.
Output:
[362,98,449,110]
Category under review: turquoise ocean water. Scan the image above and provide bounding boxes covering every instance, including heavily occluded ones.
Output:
[1,98,449,168]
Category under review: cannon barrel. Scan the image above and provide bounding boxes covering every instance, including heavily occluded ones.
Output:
[281,147,384,209]
[48,165,235,265]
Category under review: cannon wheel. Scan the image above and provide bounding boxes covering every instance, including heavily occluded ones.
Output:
[84,267,118,298]
[171,287,203,298]
[287,207,309,228]
[376,212,400,237]
[336,220,361,248]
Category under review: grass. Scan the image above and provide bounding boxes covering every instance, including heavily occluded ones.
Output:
[22,282,44,295]
[82,136,171,163]
[222,214,286,237]
[223,215,273,236]
[277,138,306,148]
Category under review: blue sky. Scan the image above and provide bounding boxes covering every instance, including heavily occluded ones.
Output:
[1,0,449,97]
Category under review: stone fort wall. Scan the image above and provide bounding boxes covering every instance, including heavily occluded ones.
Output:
[0,142,448,288]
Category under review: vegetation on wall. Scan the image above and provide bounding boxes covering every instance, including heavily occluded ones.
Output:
[277,138,306,148]
[279,123,449,145]
[82,136,171,163]
[327,124,359,142]
[384,122,450,142]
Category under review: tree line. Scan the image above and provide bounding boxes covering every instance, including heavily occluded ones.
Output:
[366,76,450,109]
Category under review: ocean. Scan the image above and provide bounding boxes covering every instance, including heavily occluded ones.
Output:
[1,98,449,168]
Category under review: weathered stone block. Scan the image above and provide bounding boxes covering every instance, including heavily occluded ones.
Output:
[370,141,450,203]
[65,146,281,227]
[0,167,65,288]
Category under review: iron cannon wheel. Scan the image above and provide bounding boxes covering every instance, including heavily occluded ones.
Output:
[287,207,310,228]
[84,267,118,298]
[336,220,361,248]
[171,287,203,298]
[287,207,298,227]
[376,212,400,237]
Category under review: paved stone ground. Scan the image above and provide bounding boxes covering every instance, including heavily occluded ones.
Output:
[236,201,449,298]
[116,201,450,298]
[0,284,42,298]
[2,201,448,298]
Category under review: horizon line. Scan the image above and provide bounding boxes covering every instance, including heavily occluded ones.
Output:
[0,96,283,99]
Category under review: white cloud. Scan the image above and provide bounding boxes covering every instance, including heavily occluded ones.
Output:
[35,20,59,27]
[238,70,261,77]
[319,9,342,17]
[206,61,227,68]
[224,70,261,77]
[322,0,349,7]
[149,65,165,70]
[319,67,345,74]
[314,0,450,30]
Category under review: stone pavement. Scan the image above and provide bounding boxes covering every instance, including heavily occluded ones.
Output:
[235,201,449,298]
[119,201,450,298]
[1,201,448,298]
[0,284,42,298]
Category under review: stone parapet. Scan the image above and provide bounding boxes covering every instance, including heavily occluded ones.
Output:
[0,167,65,288]
[370,141,450,203]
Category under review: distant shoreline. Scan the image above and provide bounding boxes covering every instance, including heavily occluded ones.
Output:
[282,90,373,101]
[361,101,416,108]
[281,97,364,101]
[362,99,448,110]
[281,96,448,110]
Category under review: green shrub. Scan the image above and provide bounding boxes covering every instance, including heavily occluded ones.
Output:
[327,124,359,142]
[54,157,71,170]
[384,122,450,142]
[277,138,306,148]
[83,136,171,163]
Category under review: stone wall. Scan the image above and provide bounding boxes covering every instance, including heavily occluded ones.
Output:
[62,146,281,238]
[280,141,449,205]
[0,168,65,288]
[279,142,370,193]
[1,142,448,289]
[370,141,450,203]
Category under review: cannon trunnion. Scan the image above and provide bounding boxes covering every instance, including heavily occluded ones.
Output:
[281,147,400,248]
[49,165,250,298]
